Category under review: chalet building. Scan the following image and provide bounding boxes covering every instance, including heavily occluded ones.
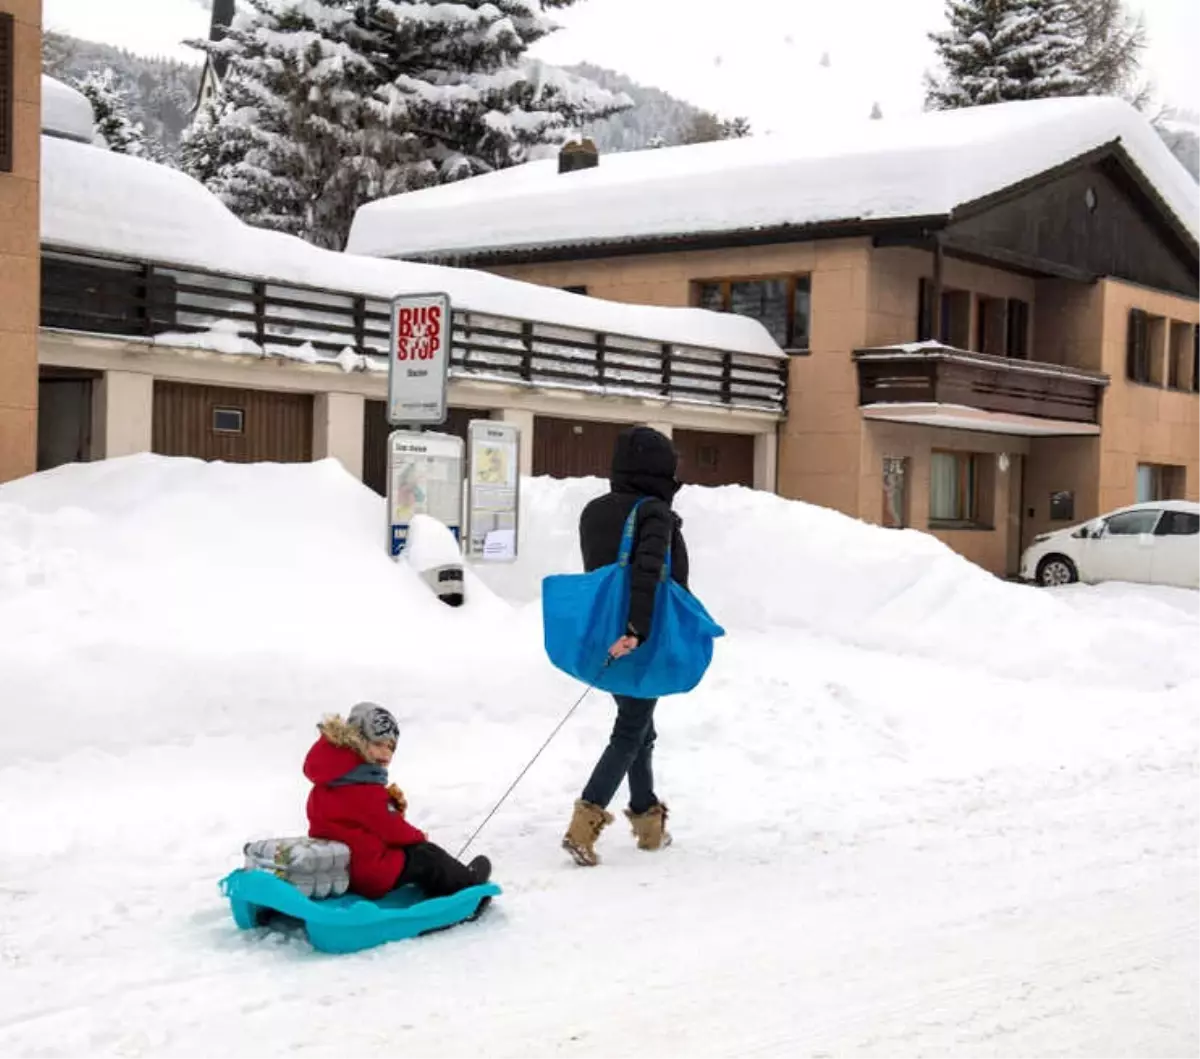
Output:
[348,96,1200,577]
[0,0,40,485]
[28,78,785,495]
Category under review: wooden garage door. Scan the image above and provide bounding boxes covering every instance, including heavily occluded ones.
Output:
[533,416,627,480]
[675,428,755,488]
[362,400,480,496]
[152,382,313,463]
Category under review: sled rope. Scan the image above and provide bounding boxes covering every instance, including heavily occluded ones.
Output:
[456,662,609,860]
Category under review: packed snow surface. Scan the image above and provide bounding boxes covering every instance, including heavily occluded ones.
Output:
[38,136,782,359]
[347,95,1200,259]
[0,457,1196,1057]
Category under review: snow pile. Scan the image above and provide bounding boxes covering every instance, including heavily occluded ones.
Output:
[0,456,524,757]
[40,75,95,144]
[39,135,782,359]
[347,95,1200,259]
[0,458,1196,1056]
[475,476,1200,690]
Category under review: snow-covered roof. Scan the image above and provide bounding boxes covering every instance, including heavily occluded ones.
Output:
[40,76,95,144]
[39,136,782,360]
[346,96,1200,261]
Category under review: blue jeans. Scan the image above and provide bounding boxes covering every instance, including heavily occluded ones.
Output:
[581,696,658,814]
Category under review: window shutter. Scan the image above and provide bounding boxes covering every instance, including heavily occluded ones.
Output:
[0,13,13,174]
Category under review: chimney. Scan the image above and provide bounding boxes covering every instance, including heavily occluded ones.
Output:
[558,138,599,175]
[210,0,236,78]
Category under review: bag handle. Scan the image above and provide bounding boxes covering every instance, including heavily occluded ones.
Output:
[617,498,672,584]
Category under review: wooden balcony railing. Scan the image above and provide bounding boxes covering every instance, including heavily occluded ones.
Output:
[854,344,1108,424]
[40,248,788,415]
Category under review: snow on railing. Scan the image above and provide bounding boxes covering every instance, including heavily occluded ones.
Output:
[40,248,788,415]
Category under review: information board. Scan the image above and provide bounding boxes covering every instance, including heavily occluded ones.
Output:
[387,292,451,426]
[386,430,464,557]
[465,420,520,562]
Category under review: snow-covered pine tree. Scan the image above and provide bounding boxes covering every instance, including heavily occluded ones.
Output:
[179,94,233,188]
[870,101,883,119]
[75,67,151,156]
[925,0,1087,110]
[186,0,626,249]
[184,0,383,247]
[369,1,628,190]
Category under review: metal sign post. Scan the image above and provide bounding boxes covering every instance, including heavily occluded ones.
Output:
[465,420,521,562]
[386,430,465,558]
[387,292,451,427]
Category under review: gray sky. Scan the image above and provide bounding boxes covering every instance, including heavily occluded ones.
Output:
[44,0,1199,132]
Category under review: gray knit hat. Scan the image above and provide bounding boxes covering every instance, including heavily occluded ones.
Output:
[347,702,399,745]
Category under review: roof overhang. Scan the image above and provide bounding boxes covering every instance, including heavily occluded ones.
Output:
[404,216,949,267]
[862,402,1102,437]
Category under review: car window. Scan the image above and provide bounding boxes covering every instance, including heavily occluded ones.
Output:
[1155,511,1200,536]
[1104,509,1162,536]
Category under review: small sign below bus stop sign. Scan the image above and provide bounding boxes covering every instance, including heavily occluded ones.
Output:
[388,292,451,426]
[466,420,521,562]
[386,430,464,557]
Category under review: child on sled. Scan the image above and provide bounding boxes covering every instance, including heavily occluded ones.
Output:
[304,702,491,901]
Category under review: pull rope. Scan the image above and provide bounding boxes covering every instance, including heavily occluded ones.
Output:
[455,661,610,861]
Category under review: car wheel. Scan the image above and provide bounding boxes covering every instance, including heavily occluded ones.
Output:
[1036,554,1078,587]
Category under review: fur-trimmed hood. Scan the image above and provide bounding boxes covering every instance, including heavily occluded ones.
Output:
[304,715,368,786]
[317,714,369,754]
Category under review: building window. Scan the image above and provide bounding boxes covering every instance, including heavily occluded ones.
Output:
[212,407,245,434]
[1193,326,1200,395]
[1168,321,1195,391]
[696,444,719,469]
[1136,463,1185,503]
[0,12,13,174]
[696,275,810,351]
[930,450,993,528]
[1006,299,1029,359]
[1127,309,1167,385]
[974,296,1029,358]
[1127,309,1150,383]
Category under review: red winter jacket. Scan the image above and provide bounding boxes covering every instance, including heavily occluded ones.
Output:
[304,731,427,899]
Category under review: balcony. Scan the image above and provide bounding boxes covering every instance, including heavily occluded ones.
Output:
[853,343,1109,436]
[39,249,789,416]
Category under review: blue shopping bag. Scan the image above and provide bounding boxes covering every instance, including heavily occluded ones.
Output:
[542,499,725,697]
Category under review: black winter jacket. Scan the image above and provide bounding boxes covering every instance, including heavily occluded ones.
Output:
[579,427,690,642]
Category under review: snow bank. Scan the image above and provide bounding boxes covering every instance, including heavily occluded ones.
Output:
[347,95,1200,259]
[474,476,1200,690]
[40,76,95,144]
[38,136,782,359]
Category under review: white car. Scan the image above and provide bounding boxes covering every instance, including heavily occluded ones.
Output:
[1021,500,1200,590]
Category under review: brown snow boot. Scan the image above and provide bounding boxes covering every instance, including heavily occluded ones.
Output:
[562,799,614,866]
[625,801,672,851]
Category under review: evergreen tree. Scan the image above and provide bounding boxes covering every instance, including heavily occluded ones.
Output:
[75,67,152,156]
[870,101,883,119]
[925,0,1087,109]
[178,94,232,188]
[186,0,628,249]
[682,110,752,144]
[367,1,627,186]
[186,0,383,246]
[1061,0,1150,107]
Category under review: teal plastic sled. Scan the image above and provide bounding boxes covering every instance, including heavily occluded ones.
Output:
[220,868,501,954]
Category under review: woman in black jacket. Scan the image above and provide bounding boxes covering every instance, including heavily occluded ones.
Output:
[562,426,690,866]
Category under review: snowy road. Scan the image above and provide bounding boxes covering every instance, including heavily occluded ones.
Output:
[0,458,1196,1057]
